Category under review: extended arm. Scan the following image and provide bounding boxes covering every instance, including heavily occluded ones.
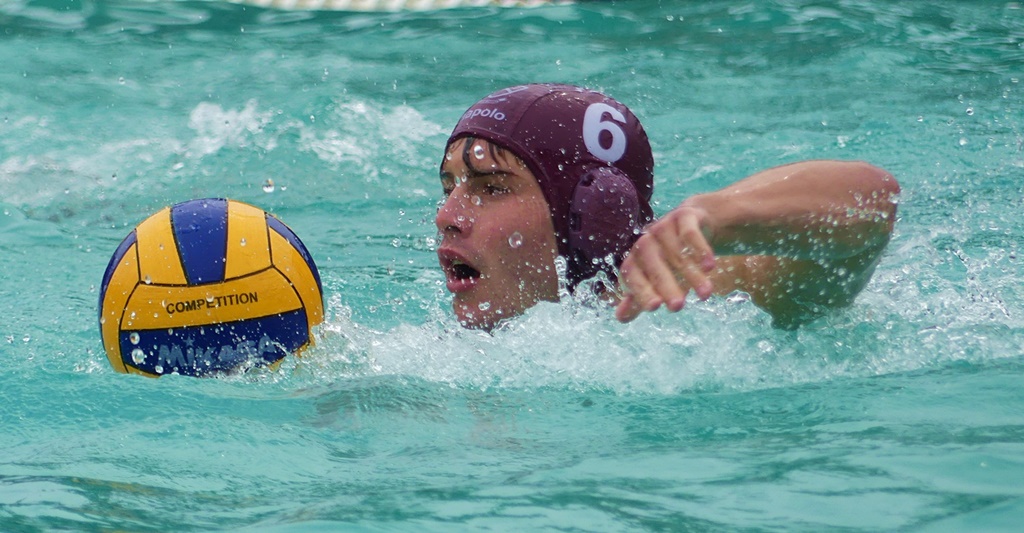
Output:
[615,160,900,327]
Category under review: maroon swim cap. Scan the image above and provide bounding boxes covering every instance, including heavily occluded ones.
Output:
[444,84,655,289]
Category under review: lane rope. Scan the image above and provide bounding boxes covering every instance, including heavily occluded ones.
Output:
[228,0,566,11]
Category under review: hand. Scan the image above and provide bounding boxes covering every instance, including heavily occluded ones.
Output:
[615,204,717,322]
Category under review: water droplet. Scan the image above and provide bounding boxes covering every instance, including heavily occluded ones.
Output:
[129,332,140,345]
[478,302,491,311]
[22,335,30,343]
[131,348,145,364]
[154,365,164,374]
[143,275,152,285]
[471,195,482,206]
[472,144,486,159]
[959,138,968,146]
[508,232,523,248]
[206,294,215,303]
[965,107,974,116]
[262,179,275,193]
[118,76,126,85]
[240,238,246,246]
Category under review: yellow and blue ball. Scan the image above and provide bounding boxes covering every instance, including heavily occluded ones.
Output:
[98,198,324,377]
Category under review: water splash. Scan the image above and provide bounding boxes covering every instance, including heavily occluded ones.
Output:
[186,99,273,159]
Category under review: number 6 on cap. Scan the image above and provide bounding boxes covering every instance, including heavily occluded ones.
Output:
[583,102,627,163]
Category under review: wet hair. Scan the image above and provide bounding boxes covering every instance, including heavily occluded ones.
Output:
[456,136,522,176]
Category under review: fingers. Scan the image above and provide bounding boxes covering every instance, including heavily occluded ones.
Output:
[615,207,716,322]
[638,236,690,311]
[659,212,716,299]
[615,294,642,323]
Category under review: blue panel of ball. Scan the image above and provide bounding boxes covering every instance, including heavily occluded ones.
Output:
[171,198,229,285]
[119,309,310,376]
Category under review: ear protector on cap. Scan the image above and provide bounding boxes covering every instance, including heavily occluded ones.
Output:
[567,166,642,282]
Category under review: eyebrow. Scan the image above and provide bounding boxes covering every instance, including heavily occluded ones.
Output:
[440,167,509,181]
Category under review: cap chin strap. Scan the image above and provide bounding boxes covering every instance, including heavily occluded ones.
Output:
[567,166,641,287]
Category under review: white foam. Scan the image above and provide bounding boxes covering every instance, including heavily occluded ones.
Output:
[298,98,445,180]
[297,241,1024,396]
[186,100,275,158]
[302,291,855,395]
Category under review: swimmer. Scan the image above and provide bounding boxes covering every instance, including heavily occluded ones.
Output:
[436,84,900,330]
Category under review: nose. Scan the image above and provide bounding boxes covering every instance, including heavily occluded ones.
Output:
[435,187,472,237]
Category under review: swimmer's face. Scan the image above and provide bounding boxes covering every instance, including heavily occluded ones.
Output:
[436,138,559,330]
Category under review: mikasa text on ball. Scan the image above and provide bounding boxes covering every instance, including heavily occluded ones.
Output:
[98,198,324,377]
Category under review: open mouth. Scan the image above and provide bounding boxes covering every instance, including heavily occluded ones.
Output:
[450,261,480,280]
[438,250,481,291]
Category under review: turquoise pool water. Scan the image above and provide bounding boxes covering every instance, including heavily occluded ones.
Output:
[2,0,1023,530]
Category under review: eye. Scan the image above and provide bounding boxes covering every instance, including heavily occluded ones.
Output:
[439,178,454,198]
[484,184,509,195]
